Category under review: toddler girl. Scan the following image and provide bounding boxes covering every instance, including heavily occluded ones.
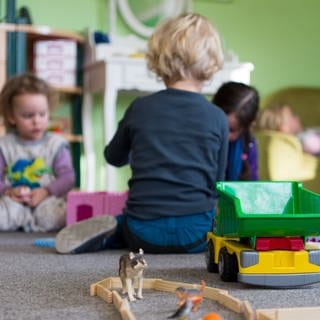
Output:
[0,73,75,232]
[257,103,320,156]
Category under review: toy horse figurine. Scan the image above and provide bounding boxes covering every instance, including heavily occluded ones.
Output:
[119,248,147,302]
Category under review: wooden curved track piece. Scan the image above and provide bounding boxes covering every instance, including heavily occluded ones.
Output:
[90,277,320,320]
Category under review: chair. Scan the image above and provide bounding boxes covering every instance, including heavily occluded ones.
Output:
[255,130,320,193]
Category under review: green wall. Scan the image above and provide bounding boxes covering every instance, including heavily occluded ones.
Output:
[12,0,320,190]
[17,0,107,32]
[16,0,320,97]
[193,0,320,97]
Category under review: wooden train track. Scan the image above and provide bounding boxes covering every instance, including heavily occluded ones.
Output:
[90,277,320,320]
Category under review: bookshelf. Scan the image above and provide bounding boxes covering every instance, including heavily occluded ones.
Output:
[0,22,84,187]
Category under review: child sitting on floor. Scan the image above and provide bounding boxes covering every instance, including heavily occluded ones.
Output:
[257,103,320,156]
[0,73,75,232]
[55,13,229,254]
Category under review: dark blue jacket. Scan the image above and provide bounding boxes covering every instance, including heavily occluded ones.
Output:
[105,88,229,219]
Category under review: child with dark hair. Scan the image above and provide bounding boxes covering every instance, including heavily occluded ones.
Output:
[212,81,260,180]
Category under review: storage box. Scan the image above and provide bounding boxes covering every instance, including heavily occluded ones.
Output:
[34,40,77,87]
[66,191,128,225]
[34,56,76,71]
[34,40,76,56]
[35,70,76,87]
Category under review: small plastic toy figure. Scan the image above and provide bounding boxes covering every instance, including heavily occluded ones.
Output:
[119,248,147,302]
[168,298,193,319]
[175,280,205,312]
[202,312,223,320]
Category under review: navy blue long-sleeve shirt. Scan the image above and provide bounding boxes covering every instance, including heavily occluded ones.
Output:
[105,88,229,219]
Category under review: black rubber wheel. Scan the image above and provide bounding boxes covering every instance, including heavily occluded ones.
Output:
[205,240,219,273]
[218,247,238,282]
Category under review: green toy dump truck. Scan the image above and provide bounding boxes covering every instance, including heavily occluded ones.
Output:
[206,181,320,287]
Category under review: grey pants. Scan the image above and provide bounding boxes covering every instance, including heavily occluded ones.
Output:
[0,196,66,232]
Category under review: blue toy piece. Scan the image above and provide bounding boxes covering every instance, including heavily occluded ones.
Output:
[33,238,56,248]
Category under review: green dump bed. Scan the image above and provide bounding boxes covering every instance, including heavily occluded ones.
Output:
[214,181,320,238]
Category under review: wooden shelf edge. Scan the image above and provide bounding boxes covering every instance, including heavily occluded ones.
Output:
[59,133,83,143]
[0,23,16,32]
[54,86,82,95]
[1,23,84,43]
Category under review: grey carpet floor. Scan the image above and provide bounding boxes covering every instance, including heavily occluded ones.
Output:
[1,232,320,320]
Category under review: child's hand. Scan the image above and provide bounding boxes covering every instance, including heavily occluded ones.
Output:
[29,188,49,208]
[5,186,31,204]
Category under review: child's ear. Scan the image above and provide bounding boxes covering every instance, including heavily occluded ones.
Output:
[8,118,16,125]
[7,112,16,125]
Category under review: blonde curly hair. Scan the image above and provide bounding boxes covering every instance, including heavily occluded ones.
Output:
[146,13,224,86]
[256,104,288,131]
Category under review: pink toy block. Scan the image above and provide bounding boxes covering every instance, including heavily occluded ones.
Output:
[66,191,128,225]
[105,191,128,216]
[66,191,105,225]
